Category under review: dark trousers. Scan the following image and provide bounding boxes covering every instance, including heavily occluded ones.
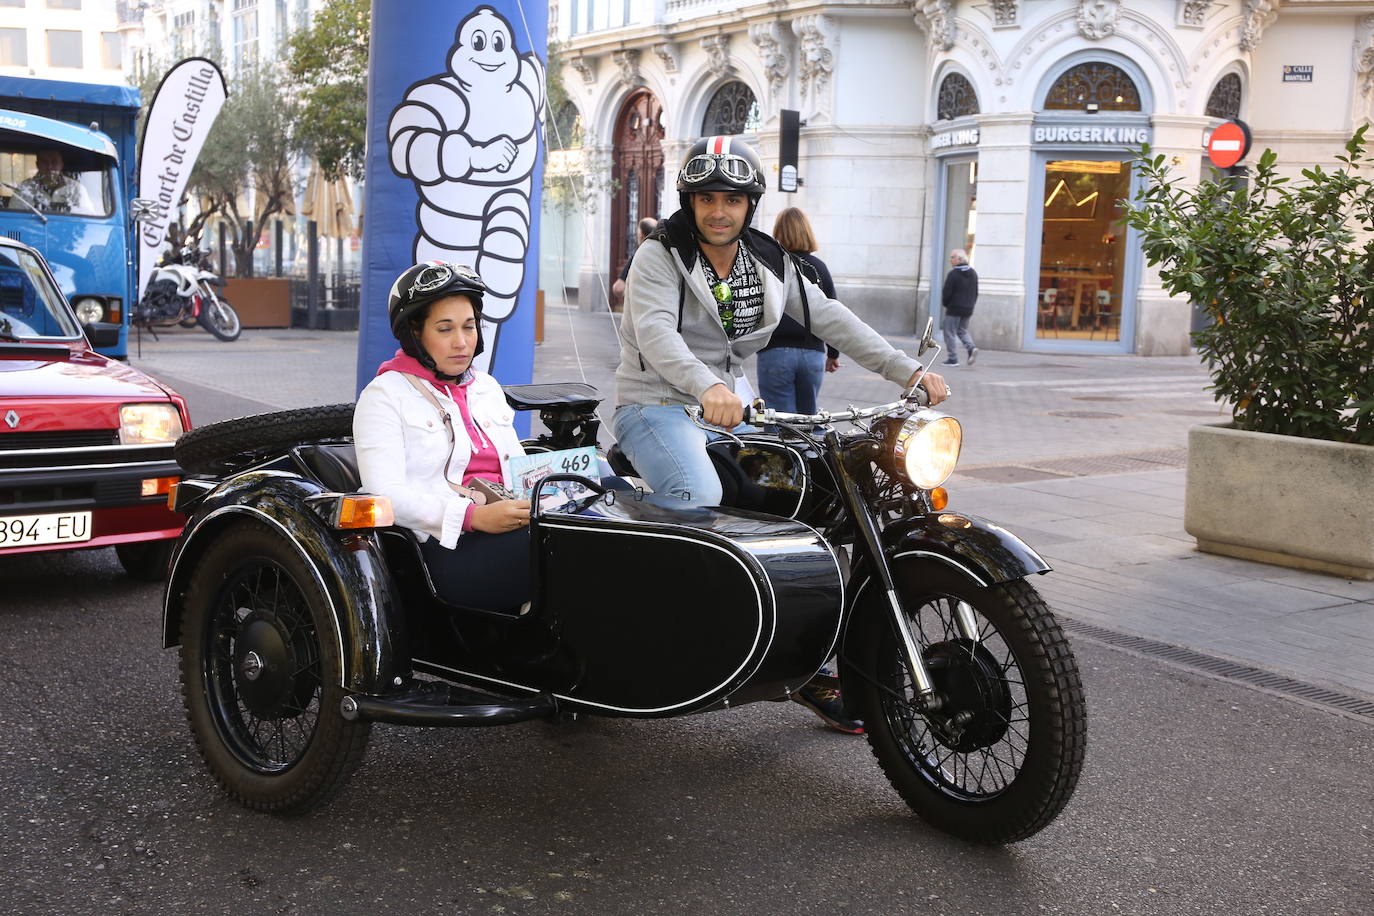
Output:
[420,528,531,613]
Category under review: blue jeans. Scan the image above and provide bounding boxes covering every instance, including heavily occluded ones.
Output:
[942,314,975,356]
[612,403,750,508]
[756,346,826,414]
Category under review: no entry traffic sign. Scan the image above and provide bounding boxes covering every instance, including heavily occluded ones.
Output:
[1207,120,1252,169]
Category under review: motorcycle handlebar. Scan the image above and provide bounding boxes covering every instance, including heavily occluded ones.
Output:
[684,385,932,429]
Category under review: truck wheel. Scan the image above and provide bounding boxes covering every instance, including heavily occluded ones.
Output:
[174,404,355,475]
[179,520,371,813]
[115,540,175,581]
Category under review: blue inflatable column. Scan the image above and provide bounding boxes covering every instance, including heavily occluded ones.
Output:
[357,0,547,414]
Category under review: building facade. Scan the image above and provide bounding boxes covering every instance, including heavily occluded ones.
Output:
[550,0,1374,355]
[0,0,131,85]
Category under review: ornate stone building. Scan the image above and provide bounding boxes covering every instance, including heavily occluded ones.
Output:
[546,0,1374,355]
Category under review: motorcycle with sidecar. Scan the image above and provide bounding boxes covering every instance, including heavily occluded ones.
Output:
[162,325,1086,845]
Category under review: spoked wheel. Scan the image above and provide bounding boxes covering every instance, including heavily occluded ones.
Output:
[849,562,1086,844]
[179,521,370,813]
[199,296,241,341]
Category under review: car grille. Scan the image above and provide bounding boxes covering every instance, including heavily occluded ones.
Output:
[0,430,121,450]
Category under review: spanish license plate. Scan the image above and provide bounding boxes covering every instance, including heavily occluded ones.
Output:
[0,511,93,548]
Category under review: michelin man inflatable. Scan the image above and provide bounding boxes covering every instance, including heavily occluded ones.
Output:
[388,6,545,371]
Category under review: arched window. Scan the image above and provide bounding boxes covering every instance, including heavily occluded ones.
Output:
[1043,62,1141,112]
[937,73,979,121]
[701,81,760,136]
[1205,73,1242,121]
[549,100,582,151]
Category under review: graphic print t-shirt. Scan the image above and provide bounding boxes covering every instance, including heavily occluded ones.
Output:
[700,244,764,339]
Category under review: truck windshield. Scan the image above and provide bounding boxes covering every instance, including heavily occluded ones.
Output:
[0,146,112,218]
[0,246,80,339]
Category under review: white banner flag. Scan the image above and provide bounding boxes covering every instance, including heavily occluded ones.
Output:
[136,58,228,302]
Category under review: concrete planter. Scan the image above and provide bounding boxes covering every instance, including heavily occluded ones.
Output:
[1185,423,1374,579]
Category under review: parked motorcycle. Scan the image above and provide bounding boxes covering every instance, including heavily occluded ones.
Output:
[162,321,1085,844]
[136,244,241,341]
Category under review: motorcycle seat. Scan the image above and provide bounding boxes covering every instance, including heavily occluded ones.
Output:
[503,383,601,413]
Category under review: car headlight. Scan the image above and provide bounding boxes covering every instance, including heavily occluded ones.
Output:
[73,296,106,324]
[892,411,962,489]
[119,404,185,444]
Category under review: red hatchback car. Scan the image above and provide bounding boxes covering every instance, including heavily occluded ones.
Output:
[0,236,190,579]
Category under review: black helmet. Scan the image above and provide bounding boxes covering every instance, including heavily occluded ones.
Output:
[387,261,487,377]
[676,136,765,232]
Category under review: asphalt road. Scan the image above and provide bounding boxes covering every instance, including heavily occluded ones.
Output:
[2,379,1372,915]
[1,547,1371,916]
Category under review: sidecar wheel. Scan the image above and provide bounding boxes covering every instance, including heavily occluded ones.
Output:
[174,404,355,475]
[179,520,371,813]
[848,563,1086,844]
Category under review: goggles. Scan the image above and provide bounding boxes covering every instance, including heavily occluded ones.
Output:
[679,153,759,188]
[407,262,484,300]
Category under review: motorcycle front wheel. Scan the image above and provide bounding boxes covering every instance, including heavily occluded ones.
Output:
[199,296,242,341]
[847,561,1086,844]
[179,520,371,813]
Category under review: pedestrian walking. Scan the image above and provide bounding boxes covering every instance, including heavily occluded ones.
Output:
[756,207,840,414]
[611,217,659,307]
[941,248,978,367]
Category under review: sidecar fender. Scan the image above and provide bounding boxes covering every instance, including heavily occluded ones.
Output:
[162,471,407,695]
[868,511,1050,591]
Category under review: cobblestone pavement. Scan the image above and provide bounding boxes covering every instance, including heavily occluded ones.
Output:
[130,309,1374,706]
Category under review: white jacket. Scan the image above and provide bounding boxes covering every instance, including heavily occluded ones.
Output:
[353,369,525,548]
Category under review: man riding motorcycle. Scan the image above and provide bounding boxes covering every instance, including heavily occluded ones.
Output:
[611,135,950,731]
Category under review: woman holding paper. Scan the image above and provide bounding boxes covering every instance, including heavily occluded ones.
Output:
[353,261,534,613]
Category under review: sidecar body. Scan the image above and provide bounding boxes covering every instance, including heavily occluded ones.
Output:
[163,404,845,727]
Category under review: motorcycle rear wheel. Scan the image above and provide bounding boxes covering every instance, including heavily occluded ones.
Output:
[199,296,242,341]
[179,520,371,813]
[848,561,1086,844]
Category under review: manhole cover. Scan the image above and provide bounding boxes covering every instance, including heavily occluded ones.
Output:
[1048,410,1123,419]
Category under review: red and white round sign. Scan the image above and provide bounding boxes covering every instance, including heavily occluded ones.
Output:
[1207,120,1251,169]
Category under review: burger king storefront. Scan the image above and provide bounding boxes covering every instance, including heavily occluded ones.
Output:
[928,56,1191,357]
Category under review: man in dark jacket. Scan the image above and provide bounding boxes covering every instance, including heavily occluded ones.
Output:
[940,248,978,367]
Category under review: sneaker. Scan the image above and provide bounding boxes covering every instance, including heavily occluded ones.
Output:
[967,347,978,365]
[792,680,864,735]
[942,358,960,367]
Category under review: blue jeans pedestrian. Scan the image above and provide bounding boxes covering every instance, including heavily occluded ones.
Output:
[942,314,975,358]
[756,346,826,414]
[612,403,750,508]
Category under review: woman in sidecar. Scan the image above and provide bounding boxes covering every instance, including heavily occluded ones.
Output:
[162,308,1086,846]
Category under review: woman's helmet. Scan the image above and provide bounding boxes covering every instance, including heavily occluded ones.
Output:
[386,260,487,376]
[676,136,765,232]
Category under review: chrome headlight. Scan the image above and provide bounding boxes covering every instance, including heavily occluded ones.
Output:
[892,410,962,489]
[73,296,106,324]
[119,404,185,444]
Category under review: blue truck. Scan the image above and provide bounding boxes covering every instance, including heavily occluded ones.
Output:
[0,77,141,359]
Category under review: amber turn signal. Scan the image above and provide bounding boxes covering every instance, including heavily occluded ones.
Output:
[334,495,395,529]
[143,476,179,498]
[929,487,949,511]
[165,481,179,510]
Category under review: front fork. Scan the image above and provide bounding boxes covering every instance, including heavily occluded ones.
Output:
[827,432,978,712]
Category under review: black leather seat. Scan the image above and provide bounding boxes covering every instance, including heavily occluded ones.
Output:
[503,383,601,413]
[296,443,363,493]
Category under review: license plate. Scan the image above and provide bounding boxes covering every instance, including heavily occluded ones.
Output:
[0,511,93,547]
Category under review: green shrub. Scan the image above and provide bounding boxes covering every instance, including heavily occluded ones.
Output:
[1121,126,1374,444]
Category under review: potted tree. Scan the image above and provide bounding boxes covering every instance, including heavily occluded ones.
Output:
[1122,126,1374,579]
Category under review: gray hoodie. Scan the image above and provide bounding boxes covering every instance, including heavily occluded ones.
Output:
[616,215,919,408]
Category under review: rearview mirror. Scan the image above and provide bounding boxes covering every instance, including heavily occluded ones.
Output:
[84,321,121,349]
[129,198,158,226]
[917,317,936,355]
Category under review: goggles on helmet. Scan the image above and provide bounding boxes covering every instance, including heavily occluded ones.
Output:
[679,153,759,188]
